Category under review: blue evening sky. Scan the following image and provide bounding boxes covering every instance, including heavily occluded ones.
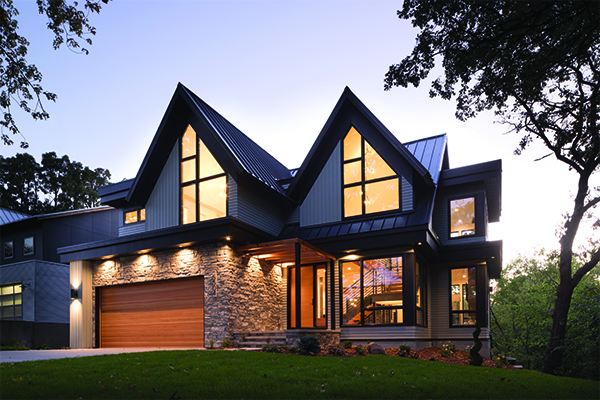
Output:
[3,0,595,264]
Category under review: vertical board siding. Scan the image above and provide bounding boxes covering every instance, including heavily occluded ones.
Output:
[70,260,93,349]
[429,264,449,339]
[432,184,486,245]
[281,269,287,330]
[35,261,69,323]
[146,143,179,231]
[401,176,413,211]
[333,260,340,329]
[235,183,285,237]
[0,261,36,321]
[300,143,341,227]
[228,175,238,218]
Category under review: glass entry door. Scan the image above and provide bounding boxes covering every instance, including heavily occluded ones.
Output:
[289,264,327,328]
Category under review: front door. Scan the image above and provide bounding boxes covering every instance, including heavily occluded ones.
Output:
[288,264,327,328]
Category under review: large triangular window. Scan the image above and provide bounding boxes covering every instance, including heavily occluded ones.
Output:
[342,127,399,218]
[180,125,227,224]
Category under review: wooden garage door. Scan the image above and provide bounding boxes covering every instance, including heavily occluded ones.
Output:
[99,277,204,347]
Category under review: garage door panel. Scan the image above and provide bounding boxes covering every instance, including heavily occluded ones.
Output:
[99,277,204,348]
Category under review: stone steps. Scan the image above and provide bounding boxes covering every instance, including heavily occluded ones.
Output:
[235,331,286,348]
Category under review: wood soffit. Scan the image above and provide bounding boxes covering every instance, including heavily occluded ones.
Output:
[237,238,335,265]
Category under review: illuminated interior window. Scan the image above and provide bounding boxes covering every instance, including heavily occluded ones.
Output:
[0,283,23,320]
[180,125,226,224]
[450,197,475,238]
[450,267,477,326]
[342,257,403,326]
[342,127,399,218]
[124,209,146,225]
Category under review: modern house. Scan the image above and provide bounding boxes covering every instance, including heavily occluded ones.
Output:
[59,84,501,355]
[0,207,119,348]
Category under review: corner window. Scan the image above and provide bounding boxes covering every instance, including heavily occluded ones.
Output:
[342,256,403,325]
[0,283,23,320]
[342,127,400,218]
[23,236,34,256]
[450,267,476,326]
[180,125,227,224]
[450,197,475,238]
[3,240,13,259]
[124,209,146,224]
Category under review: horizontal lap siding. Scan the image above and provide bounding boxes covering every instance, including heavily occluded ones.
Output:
[341,326,430,340]
[100,278,204,347]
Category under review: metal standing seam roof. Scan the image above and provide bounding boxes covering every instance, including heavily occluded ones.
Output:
[183,87,293,195]
[403,134,447,185]
[0,208,30,226]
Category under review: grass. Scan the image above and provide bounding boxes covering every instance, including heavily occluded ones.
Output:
[1,350,598,399]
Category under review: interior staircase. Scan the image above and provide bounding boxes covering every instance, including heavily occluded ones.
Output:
[235,331,286,348]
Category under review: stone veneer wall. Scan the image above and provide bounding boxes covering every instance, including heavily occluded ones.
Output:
[92,243,282,346]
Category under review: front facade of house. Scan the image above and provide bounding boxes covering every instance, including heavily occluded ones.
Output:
[60,84,501,355]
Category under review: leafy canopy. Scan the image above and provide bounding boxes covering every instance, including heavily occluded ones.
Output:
[0,0,109,148]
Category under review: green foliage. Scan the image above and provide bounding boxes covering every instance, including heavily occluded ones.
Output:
[261,344,280,353]
[398,344,412,357]
[221,338,233,348]
[354,345,366,356]
[493,354,510,369]
[343,340,353,349]
[469,321,483,366]
[297,335,321,355]
[440,343,456,357]
[492,251,600,379]
[327,345,345,357]
[208,338,214,349]
[1,350,598,399]
[0,0,110,148]
[0,152,110,214]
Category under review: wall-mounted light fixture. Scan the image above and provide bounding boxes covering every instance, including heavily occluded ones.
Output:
[70,288,79,299]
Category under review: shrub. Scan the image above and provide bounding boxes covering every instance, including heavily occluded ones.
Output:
[398,344,412,357]
[343,340,353,349]
[221,338,233,348]
[493,354,510,368]
[328,345,346,356]
[354,345,366,356]
[297,335,321,355]
[261,344,280,353]
[441,343,456,357]
[208,338,214,349]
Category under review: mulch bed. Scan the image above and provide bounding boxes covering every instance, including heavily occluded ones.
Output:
[262,346,503,368]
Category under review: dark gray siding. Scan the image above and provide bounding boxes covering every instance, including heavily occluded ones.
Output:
[401,176,413,211]
[118,222,146,237]
[300,143,341,227]
[234,182,285,237]
[146,143,179,231]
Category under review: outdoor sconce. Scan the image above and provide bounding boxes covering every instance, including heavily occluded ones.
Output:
[70,288,79,299]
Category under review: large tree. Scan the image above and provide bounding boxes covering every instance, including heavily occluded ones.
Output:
[0,152,110,214]
[384,1,599,374]
[0,0,109,148]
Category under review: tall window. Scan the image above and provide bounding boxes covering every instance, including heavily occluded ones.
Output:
[3,240,13,259]
[342,127,399,218]
[342,257,403,325]
[180,125,227,224]
[450,197,475,238]
[0,283,22,320]
[450,267,476,326]
[23,236,34,256]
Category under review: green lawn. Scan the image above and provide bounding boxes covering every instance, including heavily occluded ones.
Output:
[1,350,598,399]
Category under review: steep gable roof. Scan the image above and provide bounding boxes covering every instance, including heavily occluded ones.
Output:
[286,87,434,203]
[127,83,292,206]
[404,134,449,185]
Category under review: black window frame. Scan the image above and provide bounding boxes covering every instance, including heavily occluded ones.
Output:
[0,282,23,320]
[447,193,484,240]
[341,126,403,220]
[3,239,14,260]
[123,208,146,225]
[341,255,406,327]
[449,266,478,327]
[415,258,427,327]
[22,236,34,257]
[287,263,328,329]
[179,124,228,225]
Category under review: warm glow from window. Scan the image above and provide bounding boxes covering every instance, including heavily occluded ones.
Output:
[342,127,400,217]
[451,267,477,326]
[180,125,227,224]
[125,211,138,224]
[450,197,475,238]
[140,209,146,221]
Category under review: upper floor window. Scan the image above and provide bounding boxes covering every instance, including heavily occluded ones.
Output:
[180,125,227,224]
[23,236,34,256]
[124,209,146,224]
[450,197,475,238]
[3,240,14,259]
[450,267,476,326]
[0,282,23,320]
[342,127,399,218]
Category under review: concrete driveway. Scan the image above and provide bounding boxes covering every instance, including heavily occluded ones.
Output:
[0,347,205,363]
